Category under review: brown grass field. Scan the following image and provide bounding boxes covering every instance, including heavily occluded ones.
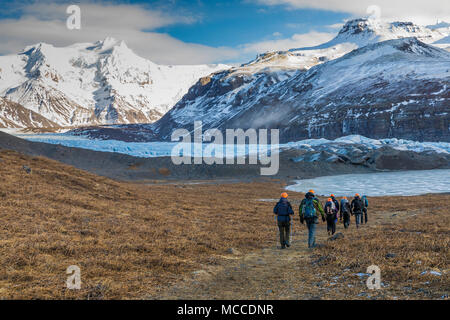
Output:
[0,148,448,299]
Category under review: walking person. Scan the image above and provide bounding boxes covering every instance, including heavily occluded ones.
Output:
[273,193,294,249]
[340,196,351,229]
[330,194,340,224]
[351,193,364,228]
[361,195,369,224]
[299,190,325,248]
[324,198,337,235]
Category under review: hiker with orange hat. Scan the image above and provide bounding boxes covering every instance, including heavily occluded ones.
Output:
[330,194,340,226]
[330,194,340,214]
[340,196,351,229]
[273,192,294,249]
[324,198,337,235]
[351,193,364,228]
[299,190,325,248]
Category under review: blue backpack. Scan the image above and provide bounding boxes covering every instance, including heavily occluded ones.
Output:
[362,195,368,207]
[302,198,316,219]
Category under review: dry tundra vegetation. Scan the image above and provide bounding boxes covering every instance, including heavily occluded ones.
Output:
[0,148,448,299]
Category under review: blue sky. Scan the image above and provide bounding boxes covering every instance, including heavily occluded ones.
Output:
[0,0,448,64]
[151,0,347,47]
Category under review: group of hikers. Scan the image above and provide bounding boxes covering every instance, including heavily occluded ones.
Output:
[273,190,369,249]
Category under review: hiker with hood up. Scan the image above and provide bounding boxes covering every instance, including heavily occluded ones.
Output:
[324,198,337,236]
[351,193,364,228]
[299,190,325,248]
[361,195,369,224]
[273,193,294,249]
[340,197,351,229]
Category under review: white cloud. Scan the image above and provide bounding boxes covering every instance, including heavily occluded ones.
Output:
[239,31,334,54]
[6,1,443,65]
[254,0,450,25]
[326,23,344,30]
[0,2,239,65]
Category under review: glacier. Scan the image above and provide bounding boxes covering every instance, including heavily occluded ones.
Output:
[286,169,450,196]
[8,131,450,158]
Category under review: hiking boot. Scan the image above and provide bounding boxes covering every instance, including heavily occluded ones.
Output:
[285,242,290,248]
[281,245,286,249]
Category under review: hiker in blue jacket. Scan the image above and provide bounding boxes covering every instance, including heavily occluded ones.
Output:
[273,193,294,249]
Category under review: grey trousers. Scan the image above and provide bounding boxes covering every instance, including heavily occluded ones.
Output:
[278,221,290,246]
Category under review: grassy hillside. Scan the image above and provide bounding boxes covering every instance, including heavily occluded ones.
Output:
[0,149,278,299]
[0,148,448,299]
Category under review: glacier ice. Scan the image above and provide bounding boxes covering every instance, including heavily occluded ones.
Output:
[286,169,450,196]
[9,132,450,159]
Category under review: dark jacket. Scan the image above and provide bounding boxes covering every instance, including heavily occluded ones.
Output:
[340,199,351,218]
[274,198,294,222]
[351,197,364,214]
[299,192,325,222]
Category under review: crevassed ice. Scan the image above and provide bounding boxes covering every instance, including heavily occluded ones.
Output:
[9,132,450,158]
[286,169,450,196]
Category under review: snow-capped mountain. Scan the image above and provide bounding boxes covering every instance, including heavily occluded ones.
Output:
[0,37,229,128]
[118,20,441,142]
[75,19,449,143]
[241,19,449,73]
[323,19,447,47]
[78,35,449,143]
[154,37,449,142]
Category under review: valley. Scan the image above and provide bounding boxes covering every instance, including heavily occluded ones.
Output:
[0,13,448,302]
[0,148,448,299]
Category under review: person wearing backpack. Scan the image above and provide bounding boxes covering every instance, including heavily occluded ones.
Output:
[299,190,325,248]
[340,197,351,229]
[351,194,364,228]
[273,193,294,249]
[324,198,337,235]
[361,195,369,224]
[331,194,340,225]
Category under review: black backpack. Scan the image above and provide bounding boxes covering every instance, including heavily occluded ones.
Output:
[353,198,363,212]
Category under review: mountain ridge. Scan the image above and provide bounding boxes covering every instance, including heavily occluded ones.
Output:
[1,19,449,141]
[74,36,449,143]
[0,37,229,128]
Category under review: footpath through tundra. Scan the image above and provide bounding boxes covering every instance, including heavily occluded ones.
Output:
[0,148,448,299]
[150,204,449,300]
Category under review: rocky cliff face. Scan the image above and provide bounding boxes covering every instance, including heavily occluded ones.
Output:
[0,97,58,128]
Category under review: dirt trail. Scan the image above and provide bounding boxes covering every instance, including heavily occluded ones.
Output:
[150,210,413,300]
